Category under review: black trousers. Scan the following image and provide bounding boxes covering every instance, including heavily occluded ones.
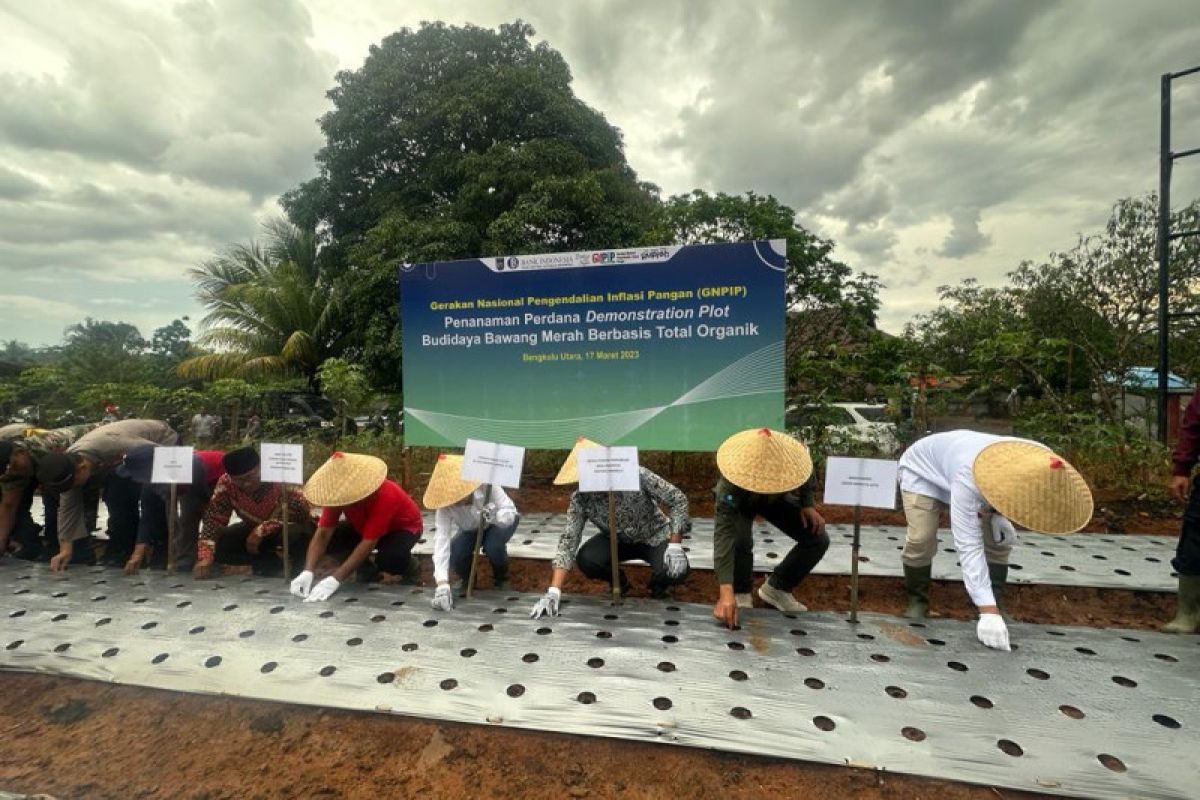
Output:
[214,521,313,578]
[10,483,42,558]
[102,474,142,561]
[729,494,830,593]
[574,533,687,593]
[1175,476,1200,576]
[327,520,418,575]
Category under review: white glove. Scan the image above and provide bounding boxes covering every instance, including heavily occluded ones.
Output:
[664,542,689,579]
[976,613,1011,651]
[304,576,340,603]
[431,583,454,612]
[529,587,561,619]
[989,515,1017,547]
[481,502,498,526]
[290,570,314,598]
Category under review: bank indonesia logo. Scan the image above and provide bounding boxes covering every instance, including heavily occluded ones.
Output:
[506,257,521,269]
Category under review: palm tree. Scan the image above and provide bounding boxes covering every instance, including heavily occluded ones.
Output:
[178,219,344,388]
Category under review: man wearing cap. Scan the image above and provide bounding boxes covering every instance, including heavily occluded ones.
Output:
[529,438,691,618]
[118,446,226,574]
[711,428,828,630]
[423,454,520,610]
[293,452,423,602]
[37,419,179,571]
[196,447,312,579]
[897,431,1093,650]
[0,424,98,561]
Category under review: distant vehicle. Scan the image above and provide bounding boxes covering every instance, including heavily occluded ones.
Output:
[786,402,901,456]
[260,392,357,437]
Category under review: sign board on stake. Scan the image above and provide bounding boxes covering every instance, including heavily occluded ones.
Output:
[823,457,899,510]
[461,439,525,488]
[261,443,305,485]
[578,446,640,493]
[150,447,195,484]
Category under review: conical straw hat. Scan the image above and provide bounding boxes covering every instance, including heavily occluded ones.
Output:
[303,452,388,507]
[423,454,480,509]
[552,437,602,485]
[973,441,1093,534]
[716,428,813,494]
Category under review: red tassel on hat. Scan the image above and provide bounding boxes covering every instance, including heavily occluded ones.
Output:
[759,428,772,436]
[1049,457,1064,469]
[332,452,345,459]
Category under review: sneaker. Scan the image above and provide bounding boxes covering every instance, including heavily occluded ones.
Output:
[758,581,808,613]
[735,592,754,609]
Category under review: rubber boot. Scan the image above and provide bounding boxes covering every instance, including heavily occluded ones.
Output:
[988,563,1009,613]
[1161,575,1200,634]
[903,564,932,619]
[492,562,510,591]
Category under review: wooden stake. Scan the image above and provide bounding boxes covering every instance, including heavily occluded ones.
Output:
[608,489,621,604]
[280,483,291,581]
[465,485,489,598]
[849,504,862,623]
[166,483,178,573]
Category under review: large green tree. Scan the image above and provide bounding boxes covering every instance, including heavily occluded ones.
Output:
[179,219,346,389]
[282,21,662,389]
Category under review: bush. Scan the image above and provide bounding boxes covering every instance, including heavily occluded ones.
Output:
[1013,408,1170,499]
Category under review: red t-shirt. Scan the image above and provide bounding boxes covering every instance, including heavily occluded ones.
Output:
[197,450,226,487]
[318,479,422,541]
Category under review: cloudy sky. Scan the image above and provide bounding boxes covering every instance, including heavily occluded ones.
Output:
[1,0,1199,346]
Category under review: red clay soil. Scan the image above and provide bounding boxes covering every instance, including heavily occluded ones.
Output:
[0,672,1053,800]
[0,482,1184,800]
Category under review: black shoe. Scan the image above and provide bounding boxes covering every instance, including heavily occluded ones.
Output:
[650,584,671,600]
[357,559,381,584]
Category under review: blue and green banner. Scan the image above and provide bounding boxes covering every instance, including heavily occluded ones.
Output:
[400,240,785,451]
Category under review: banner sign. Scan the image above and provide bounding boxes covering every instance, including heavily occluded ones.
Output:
[401,241,785,450]
[823,457,899,510]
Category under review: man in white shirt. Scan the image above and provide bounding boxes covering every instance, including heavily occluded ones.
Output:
[423,454,520,610]
[897,431,1093,651]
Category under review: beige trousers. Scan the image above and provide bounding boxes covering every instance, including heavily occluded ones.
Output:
[900,491,1011,568]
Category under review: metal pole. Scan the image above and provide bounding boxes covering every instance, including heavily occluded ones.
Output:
[166,483,178,573]
[1158,72,1173,444]
[608,490,621,604]
[280,483,291,581]
[466,485,488,598]
[849,504,862,624]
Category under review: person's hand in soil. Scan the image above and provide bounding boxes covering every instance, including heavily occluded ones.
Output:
[529,587,561,618]
[713,585,739,629]
[123,544,150,576]
[50,541,72,572]
[431,583,454,612]
[304,576,340,602]
[290,570,314,598]
[1172,475,1192,503]
[976,613,1010,651]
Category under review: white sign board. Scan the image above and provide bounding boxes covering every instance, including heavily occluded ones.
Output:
[261,443,305,485]
[151,446,194,484]
[461,439,525,488]
[823,457,899,510]
[578,446,640,493]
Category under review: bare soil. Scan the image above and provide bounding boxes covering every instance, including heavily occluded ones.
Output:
[0,484,1183,800]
